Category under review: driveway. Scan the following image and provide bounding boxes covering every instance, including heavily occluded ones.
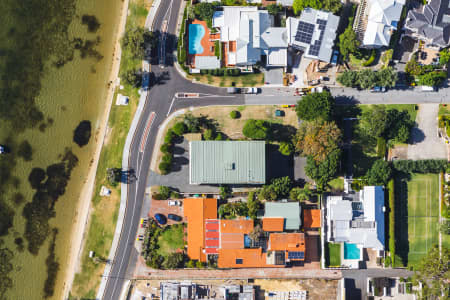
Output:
[263,67,283,86]
[407,104,448,160]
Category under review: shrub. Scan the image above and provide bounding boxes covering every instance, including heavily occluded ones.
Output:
[229,110,240,119]
[231,68,240,76]
[384,255,392,267]
[164,129,176,144]
[162,153,173,164]
[170,191,181,199]
[215,133,223,140]
[271,176,292,198]
[279,142,293,156]
[160,143,172,154]
[242,119,270,140]
[392,159,447,173]
[377,137,386,158]
[159,161,171,174]
[258,185,277,201]
[159,186,170,199]
[172,122,187,136]
[203,128,215,140]
[362,50,376,66]
[366,160,392,185]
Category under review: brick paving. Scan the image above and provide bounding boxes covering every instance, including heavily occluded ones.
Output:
[148,198,184,226]
[134,256,341,280]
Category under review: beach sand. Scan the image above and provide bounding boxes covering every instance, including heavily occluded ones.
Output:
[61,0,130,297]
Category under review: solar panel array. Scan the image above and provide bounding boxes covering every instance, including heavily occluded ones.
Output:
[307,19,327,57]
[294,21,315,44]
[288,251,305,260]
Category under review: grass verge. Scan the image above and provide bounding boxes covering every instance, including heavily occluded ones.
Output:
[69,0,147,297]
[187,72,265,87]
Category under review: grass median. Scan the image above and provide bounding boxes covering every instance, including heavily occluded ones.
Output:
[69,0,147,297]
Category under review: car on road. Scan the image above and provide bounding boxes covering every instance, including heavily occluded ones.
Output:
[227,87,241,94]
[244,87,259,94]
[154,213,167,225]
[331,50,339,66]
[421,85,437,92]
[168,214,182,221]
[370,86,386,93]
[168,200,181,206]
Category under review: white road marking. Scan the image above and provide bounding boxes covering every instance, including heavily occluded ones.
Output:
[167,97,176,116]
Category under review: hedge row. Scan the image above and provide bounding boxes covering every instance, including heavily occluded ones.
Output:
[377,137,386,158]
[388,179,395,266]
[177,7,188,65]
[159,122,187,174]
[392,159,447,173]
[199,68,241,76]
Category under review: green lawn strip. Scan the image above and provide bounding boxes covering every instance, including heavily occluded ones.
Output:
[70,0,145,296]
[157,224,184,257]
[359,104,417,122]
[438,104,450,117]
[327,243,341,267]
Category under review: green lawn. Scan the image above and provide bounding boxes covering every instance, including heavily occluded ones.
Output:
[327,177,344,192]
[438,104,450,117]
[396,173,440,266]
[157,224,185,257]
[327,243,341,267]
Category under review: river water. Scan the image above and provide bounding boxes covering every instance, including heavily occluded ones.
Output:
[0,0,122,299]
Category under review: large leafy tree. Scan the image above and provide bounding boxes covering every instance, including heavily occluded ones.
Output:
[377,67,398,87]
[357,69,378,89]
[294,120,342,162]
[413,245,449,299]
[243,119,270,140]
[339,27,360,60]
[360,105,387,138]
[194,2,215,21]
[366,159,392,185]
[122,27,157,59]
[292,0,341,15]
[418,71,447,87]
[337,70,359,87]
[305,149,340,191]
[296,91,334,121]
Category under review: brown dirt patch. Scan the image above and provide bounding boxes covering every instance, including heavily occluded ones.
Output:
[254,279,338,300]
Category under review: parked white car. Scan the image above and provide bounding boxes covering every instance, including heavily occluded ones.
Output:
[168,200,181,206]
[244,87,258,94]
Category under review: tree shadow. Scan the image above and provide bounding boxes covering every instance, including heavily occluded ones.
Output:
[269,123,297,142]
[172,146,185,155]
[171,156,189,172]
[394,171,410,267]
[121,169,137,184]
[409,127,425,144]
[344,278,361,300]
[266,144,294,181]
[334,95,361,105]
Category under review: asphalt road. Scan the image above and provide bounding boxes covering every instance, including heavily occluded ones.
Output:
[101,0,447,298]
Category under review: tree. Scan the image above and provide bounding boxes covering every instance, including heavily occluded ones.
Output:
[377,67,398,88]
[413,245,449,299]
[107,168,122,185]
[337,70,359,87]
[418,71,447,87]
[385,109,414,142]
[305,149,340,191]
[294,120,342,162]
[247,191,260,219]
[271,176,292,198]
[405,58,423,76]
[122,27,157,59]
[194,3,215,21]
[296,91,334,121]
[267,4,281,15]
[366,160,392,185]
[203,128,215,140]
[159,161,171,175]
[292,0,327,15]
[360,105,387,138]
[121,68,142,87]
[258,185,277,201]
[357,69,378,89]
[395,125,410,143]
[243,119,270,140]
[159,186,170,199]
[183,113,201,133]
[279,142,294,156]
[439,48,450,65]
[172,122,187,136]
[339,27,360,60]
[249,224,264,241]
[289,186,312,202]
[322,0,343,13]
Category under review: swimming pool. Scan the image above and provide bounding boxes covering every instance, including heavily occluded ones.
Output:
[344,243,361,260]
[189,24,205,54]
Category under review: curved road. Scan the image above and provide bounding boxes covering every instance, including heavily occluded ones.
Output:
[101,0,450,299]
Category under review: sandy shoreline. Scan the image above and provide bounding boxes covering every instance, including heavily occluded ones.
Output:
[61,0,130,298]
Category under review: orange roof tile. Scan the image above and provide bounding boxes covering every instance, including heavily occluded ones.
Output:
[184,198,217,262]
[269,233,305,254]
[262,217,284,232]
[220,233,244,249]
[220,219,253,234]
[218,248,279,268]
[303,209,321,228]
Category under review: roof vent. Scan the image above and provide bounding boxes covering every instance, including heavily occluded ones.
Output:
[225,162,235,170]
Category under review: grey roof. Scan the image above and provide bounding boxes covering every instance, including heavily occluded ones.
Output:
[264,202,301,230]
[277,0,294,7]
[189,141,266,184]
[406,0,450,47]
[194,56,221,69]
[287,8,340,62]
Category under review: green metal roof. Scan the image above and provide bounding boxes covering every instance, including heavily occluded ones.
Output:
[264,202,301,230]
[189,141,266,184]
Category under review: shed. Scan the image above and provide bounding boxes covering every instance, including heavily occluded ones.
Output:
[189,141,266,184]
[264,202,301,230]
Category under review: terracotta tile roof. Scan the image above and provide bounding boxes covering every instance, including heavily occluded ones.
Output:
[220,233,244,249]
[218,248,279,268]
[262,217,285,232]
[303,209,321,228]
[184,198,217,262]
[268,233,305,260]
[220,219,253,234]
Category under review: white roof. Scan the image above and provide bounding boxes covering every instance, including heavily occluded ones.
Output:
[363,0,405,47]
[194,56,221,69]
[266,48,287,66]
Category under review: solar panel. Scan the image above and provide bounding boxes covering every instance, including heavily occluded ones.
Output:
[294,21,315,44]
[288,251,305,259]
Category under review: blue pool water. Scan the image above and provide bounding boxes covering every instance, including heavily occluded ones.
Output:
[189,24,205,54]
[344,243,360,260]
